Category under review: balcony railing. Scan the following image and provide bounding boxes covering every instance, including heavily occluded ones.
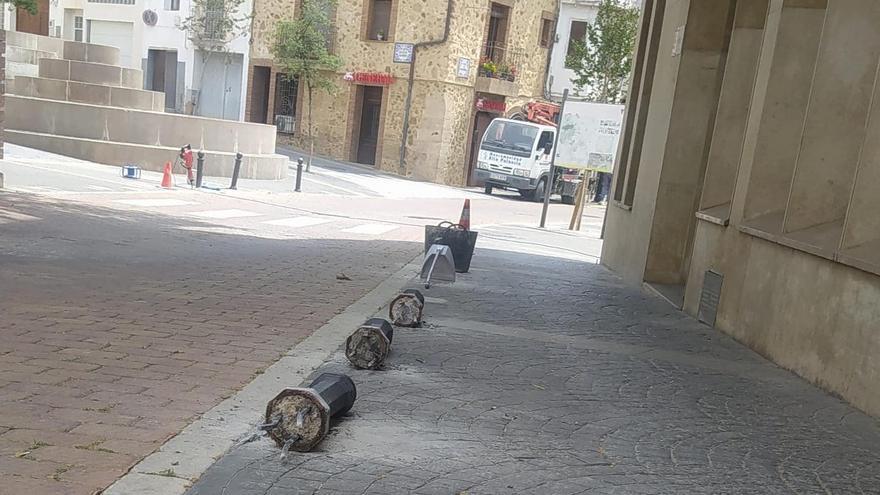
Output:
[202,10,226,41]
[478,42,523,83]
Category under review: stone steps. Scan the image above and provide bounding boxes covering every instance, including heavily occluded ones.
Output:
[6,45,57,65]
[7,96,277,155]
[6,130,288,180]
[13,76,165,112]
[39,58,143,90]
[5,30,64,56]
[62,40,120,65]
[6,61,39,79]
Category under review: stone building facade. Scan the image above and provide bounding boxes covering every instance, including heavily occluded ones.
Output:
[246,0,557,185]
[603,0,880,417]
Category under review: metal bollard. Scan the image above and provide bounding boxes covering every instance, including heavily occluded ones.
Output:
[295,157,304,192]
[230,152,243,190]
[346,318,395,370]
[196,150,205,188]
[264,373,357,452]
[389,289,425,327]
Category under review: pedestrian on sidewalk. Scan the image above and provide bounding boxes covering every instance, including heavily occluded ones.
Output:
[593,171,613,204]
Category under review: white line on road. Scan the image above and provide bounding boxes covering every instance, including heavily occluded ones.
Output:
[341,223,399,235]
[4,160,157,190]
[263,217,334,228]
[14,186,58,193]
[86,185,113,191]
[191,209,263,219]
[114,199,198,207]
[0,209,41,223]
[301,171,372,197]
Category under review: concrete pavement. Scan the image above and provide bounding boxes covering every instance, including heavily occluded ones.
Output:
[0,144,603,494]
[184,243,880,493]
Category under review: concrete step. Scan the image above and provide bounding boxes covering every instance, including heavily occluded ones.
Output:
[38,58,143,89]
[6,45,57,65]
[6,62,39,79]
[5,31,64,56]
[7,95,277,156]
[62,40,120,65]
[13,76,164,112]
[6,130,288,180]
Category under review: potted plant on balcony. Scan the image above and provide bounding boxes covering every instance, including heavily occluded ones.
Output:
[376,29,386,41]
[479,58,498,78]
[498,63,510,81]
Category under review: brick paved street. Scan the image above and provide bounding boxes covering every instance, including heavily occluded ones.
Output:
[0,192,421,494]
[187,246,880,494]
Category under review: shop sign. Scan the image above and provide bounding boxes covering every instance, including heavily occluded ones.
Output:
[393,43,415,63]
[345,72,395,85]
[476,98,506,113]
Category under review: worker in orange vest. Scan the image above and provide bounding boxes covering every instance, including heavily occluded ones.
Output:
[179,144,194,186]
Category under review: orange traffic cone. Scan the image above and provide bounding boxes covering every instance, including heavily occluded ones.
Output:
[459,199,471,231]
[161,162,174,189]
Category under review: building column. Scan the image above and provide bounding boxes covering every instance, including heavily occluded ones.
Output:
[643,0,736,286]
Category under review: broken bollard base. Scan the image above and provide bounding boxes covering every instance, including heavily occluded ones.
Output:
[389,289,425,327]
[346,318,394,370]
[264,373,357,453]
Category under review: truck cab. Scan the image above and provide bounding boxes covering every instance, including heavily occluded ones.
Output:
[474,118,577,203]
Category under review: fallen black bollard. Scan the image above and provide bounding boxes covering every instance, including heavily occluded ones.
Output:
[346,318,394,370]
[264,373,357,453]
[389,289,425,327]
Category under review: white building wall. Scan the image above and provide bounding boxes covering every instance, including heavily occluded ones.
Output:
[547,0,600,98]
[47,0,251,120]
[2,3,17,31]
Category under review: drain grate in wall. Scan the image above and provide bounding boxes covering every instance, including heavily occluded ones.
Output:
[699,270,724,327]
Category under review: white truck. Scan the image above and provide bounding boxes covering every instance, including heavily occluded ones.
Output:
[473,101,624,204]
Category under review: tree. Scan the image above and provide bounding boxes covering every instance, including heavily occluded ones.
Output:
[180,0,251,116]
[565,0,640,104]
[273,0,342,171]
[2,0,37,15]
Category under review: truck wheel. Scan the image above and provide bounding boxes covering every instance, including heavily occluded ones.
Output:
[484,184,493,195]
[532,178,547,203]
[562,194,576,205]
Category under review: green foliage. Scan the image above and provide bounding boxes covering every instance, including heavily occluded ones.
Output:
[4,0,38,15]
[273,0,342,147]
[565,0,640,103]
[272,0,342,95]
[180,0,252,53]
[179,0,251,114]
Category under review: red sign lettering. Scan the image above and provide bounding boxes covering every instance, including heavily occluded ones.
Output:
[352,72,395,85]
[476,98,506,113]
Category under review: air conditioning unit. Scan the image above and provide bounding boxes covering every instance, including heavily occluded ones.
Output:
[275,115,295,134]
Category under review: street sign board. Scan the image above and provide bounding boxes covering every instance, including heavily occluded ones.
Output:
[457,57,472,79]
[394,43,415,63]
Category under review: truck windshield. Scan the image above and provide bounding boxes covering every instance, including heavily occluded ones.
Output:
[481,120,540,157]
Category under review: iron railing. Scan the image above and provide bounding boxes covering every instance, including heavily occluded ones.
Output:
[478,42,523,83]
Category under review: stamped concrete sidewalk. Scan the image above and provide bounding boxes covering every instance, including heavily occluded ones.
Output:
[187,246,880,494]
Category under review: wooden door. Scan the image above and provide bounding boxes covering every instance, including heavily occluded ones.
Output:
[16,0,50,36]
[356,86,384,166]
